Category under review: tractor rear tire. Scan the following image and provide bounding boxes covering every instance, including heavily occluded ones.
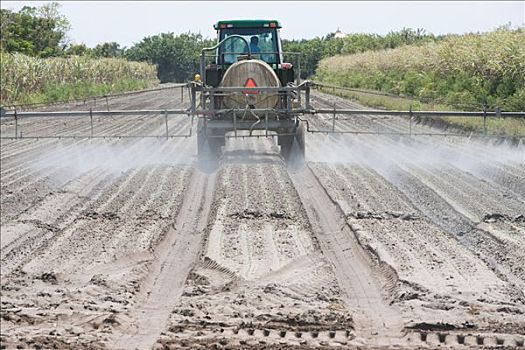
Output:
[279,122,305,165]
[279,134,293,162]
[295,122,306,161]
[197,119,207,162]
[197,119,222,165]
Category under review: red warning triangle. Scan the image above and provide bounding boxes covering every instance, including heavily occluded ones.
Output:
[244,78,257,87]
[243,78,258,94]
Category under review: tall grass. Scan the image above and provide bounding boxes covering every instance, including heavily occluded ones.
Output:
[316,28,525,112]
[0,52,159,106]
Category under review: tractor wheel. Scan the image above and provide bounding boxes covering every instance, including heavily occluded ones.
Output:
[278,134,294,161]
[279,122,305,165]
[295,122,306,161]
[197,119,207,162]
[197,119,221,164]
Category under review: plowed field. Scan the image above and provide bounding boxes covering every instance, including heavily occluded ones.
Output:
[1,88,524,349]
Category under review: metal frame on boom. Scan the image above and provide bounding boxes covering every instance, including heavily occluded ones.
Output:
[2,82,524,141]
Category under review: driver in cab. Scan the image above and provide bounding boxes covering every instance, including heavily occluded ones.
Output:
[244,36,261,57]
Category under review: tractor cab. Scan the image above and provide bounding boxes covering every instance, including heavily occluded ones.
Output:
[204,20,294,87]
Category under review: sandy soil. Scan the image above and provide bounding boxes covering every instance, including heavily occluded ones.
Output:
[154,138,352,349]
[1,88,524,349]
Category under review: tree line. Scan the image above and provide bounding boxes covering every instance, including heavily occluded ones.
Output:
[1,4,212,82]
[1,3,440,83]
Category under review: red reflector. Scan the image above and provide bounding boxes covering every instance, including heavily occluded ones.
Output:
[269,22,277,28]
[243,78,258,94]
[280,62,293,70]
[245,78,257,87]
[220,24,226,29]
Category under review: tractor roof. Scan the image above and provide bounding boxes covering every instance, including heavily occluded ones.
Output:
[214,20,281,30]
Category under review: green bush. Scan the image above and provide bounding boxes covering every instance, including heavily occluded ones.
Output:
[0,52,158,105]
[316,28,525,111]
[125,33,214,83]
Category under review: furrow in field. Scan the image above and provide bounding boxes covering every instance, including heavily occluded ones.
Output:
[325,122,525,294]
[400,165,524,240]
[17,131,189,273]
[0,116,191,223]
[155,136,351,349]
[383,163,525,293]
[1,164,192,348]
[0,168,115,277]
[307,163,524,333]
[306,91,525,336]
[111,168,215,350]
[1,88,197,349]
[319,121,525,294]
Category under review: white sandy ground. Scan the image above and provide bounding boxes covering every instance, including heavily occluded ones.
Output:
[1,89,524,349]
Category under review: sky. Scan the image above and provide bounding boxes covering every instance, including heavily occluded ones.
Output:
[2,1,524,47]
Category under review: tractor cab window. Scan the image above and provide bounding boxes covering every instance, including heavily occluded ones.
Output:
[217,28,279,65]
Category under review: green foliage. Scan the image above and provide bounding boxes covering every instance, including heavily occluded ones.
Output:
[62,42,125,58]
[283,28,437,79]
[0,52,158,105]
[125,33,214,83]
[1,3,128,61]
[19,79,153,106]
[0,2,70,58]
[316,28,525,111]
[283,38,325,79]
[90,42,124,58]
[65,43,89,56]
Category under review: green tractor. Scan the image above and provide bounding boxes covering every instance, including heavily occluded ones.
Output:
[191,19,311,164]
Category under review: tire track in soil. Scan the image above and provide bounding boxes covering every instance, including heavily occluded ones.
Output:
[155,137,352,349]
[310,92,525,290]
[111,169,217,350]
[288,164,404,347]
[306,92,525,337]
[308,163,524,333]
[337,127,525,296]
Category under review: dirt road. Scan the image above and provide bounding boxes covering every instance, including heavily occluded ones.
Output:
[1,88,524,349]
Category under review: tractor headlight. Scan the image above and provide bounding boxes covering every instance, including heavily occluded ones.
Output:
[194,74,201,82]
